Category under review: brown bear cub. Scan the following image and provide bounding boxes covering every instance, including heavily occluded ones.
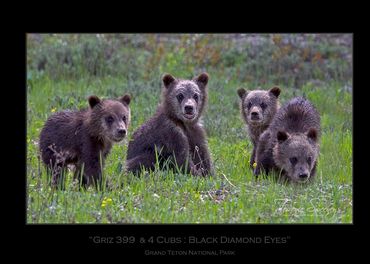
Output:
[237,87,281,168]
[254,97,320,183]
[126,73,213,176]
[39,94,131,189]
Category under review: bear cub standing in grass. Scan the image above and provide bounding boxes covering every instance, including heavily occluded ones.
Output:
[237,87,281,168]
[39,94,131,189]
[126,73,213,176]
[254,97,320,183]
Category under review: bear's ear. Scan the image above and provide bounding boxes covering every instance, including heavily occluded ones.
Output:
[119,94,131,106]
[162,74,177,89]
[88,95,101,109]
[269,87,281,98]
[307,128,318,142]
[277,131,289,143]
[194,72,209,88]
[237,88,247,99]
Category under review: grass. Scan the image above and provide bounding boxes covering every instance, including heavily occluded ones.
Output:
[26,34,352,223]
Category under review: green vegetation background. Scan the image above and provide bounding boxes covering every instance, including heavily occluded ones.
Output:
[27,34,352,223]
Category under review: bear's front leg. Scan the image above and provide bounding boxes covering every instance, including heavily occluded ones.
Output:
[82,157,103,189]
[173,145,197,175]
[81,142,105,189]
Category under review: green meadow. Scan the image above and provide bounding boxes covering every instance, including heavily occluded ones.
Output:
[27,34,352,223]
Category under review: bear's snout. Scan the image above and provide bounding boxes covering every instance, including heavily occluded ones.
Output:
[117,128,126,137]
[184,105,194,114]
[250,111,260,120]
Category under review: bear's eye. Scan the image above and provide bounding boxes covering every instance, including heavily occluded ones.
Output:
[106,116,114,123]
[247,102,252,109]
[122,116,126,122]
[307,156,312,165]
[193,94,199,102]
[289,157,298,165]
[260,102,267,110]
[177,93,184,103]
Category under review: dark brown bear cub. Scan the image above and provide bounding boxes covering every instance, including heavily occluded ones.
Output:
[237,87,281,168]
[126,73,213,176]
[254,97,320,183]
[39,94,131,189]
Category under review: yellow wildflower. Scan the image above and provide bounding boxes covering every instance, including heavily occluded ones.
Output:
[253,162,257,169]
[51,108,57,113]
[101,197,113,208]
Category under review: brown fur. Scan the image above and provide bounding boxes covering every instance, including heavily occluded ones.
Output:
[126,73,213,176]
[39,94,131,189]
[237,87,281,167]
[254,97,320,183]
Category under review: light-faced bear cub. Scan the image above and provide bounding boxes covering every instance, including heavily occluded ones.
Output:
[254,97,320,183]
[39,94,131,189]
[126,73,213,176]
[237,87,281,168]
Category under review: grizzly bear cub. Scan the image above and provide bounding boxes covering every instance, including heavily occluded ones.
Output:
[254,97,320,183]
[39,94,131,189]
[237,87,281,168]
[126,73,213,176]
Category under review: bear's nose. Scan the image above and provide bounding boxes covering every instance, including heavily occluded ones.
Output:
[185,105,194,114]
[117,129,126,136]
[251,111,259,116]
[298,173,308,179]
